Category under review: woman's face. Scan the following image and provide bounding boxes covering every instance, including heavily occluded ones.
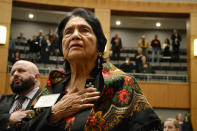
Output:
[164,121,179,131]
[62,16,97,62]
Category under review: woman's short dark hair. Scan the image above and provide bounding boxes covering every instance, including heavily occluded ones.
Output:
[57,8,107,55]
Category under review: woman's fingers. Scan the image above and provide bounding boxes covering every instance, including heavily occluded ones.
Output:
[77,87,97,95]
[85,91,100,97]
[82,96,100,104]
[79,104,94,109]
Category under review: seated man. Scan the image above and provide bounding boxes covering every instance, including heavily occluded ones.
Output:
[0,60,43,130]
[135,48,147,73]
[120,56,134,73]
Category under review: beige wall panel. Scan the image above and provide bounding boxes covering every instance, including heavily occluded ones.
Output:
[191,83,197,109]
[140,82,169,108]
[0,0,12,96]
[95,8,111,60]
[0,1,12,24]
[0,46,9,73]
[191,109,197,131]
[139,82,189,108]
[168,84,189,108]
[0,73,7,95]
[94,8,110,33]
[190,13,197,34]
[4,74,12,95]
[190,58,197,83]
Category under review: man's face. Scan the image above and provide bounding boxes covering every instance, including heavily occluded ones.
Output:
[10,62,35,94]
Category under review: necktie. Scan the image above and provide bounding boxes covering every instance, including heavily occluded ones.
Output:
[12,96,27,112]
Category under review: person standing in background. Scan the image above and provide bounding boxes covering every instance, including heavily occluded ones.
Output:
[17,32,26,41]
[151,34,161,63]
[48,29,57,56]
[8,36,15,62]
[138,35,149,57]
[111,32,122,60]
[176,113,184,131]
[40,35,51,64]
[171,29,182,60]
[163,38,171,56]
[27,35,40,63]
[36,30,44,47]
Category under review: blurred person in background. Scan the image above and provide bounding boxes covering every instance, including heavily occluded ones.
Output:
[135,48,147,73]
[28,35,40,63]
[176,113,184,131]
[138,35,149,57]
[163,38,171,56]
[17,32,26,41]
[48,29,57,55]
[11,50,21,65]
[111,32,122,60]
[171,29,182,60]
[151,34,161,63]
[164,118,180,131]
[120,56,134,73]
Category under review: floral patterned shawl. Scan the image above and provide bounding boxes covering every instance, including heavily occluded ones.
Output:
[44,62,162,131]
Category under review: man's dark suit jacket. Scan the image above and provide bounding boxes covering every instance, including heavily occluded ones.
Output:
[0,88,42,131]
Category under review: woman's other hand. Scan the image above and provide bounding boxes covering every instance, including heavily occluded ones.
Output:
[50,87,100,123]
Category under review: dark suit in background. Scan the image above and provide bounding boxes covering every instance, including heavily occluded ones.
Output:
[0,88,43,131]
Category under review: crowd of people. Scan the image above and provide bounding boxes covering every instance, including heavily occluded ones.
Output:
[9,29,58,64]
[111,29,182,73]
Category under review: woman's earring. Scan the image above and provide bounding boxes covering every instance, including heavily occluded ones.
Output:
[98,52,102,69]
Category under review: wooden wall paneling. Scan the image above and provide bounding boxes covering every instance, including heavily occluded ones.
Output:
[191,83,197,109]
[94,8,111,60]
[139,82,189,108]
[140,82,169,108]
[190,12,197,131]
[0,0,12,96]
[4,74,12,94]
[168,83,189,108]
[0,73,7,95]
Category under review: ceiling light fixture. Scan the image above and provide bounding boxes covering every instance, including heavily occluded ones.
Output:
[116,20,121,26]
[156,22,161,27]
[28,13,34,19]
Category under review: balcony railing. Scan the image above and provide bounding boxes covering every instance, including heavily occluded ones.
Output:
[7,65,188,83]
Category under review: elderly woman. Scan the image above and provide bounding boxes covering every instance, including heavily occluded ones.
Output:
[164,118,180,131]
[21,8,162,131]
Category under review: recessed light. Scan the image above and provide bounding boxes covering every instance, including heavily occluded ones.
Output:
[116,20,121,26]
[156,22,161,27]
[28,13,34,19]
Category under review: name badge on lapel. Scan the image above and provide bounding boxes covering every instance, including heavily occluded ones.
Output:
[34,94,60,108]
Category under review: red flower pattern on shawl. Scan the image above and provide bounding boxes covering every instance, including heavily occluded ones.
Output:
[85,109,105,131]
[124,76,133,86]
[104,88,114,99]
[117,89,129,104]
